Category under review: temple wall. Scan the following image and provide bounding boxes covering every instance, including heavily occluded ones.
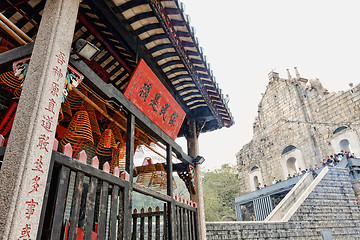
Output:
[236,72,360,194]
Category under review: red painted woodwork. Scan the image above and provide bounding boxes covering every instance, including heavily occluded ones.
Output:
[124,59,185,140]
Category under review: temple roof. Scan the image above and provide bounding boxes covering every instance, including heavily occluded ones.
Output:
[0,0,234,137]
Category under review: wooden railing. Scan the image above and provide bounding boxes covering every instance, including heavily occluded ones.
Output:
[132,207,164,240]
[40,144,130,239]
[131,200,198,240]
[0,138,198,239]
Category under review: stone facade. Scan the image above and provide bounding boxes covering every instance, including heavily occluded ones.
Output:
[236,70,360,194]
[207,167,360,239]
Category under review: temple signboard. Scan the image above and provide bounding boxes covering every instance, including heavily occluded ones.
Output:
[124,59,185,140]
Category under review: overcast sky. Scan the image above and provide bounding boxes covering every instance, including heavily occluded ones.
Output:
[174,0,360,170]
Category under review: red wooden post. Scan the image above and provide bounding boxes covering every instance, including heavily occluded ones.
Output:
[62,143,73,157]
[52,139,58,151]
[120,171,130,181]
[113,166,120,177]
[78,150,87,164]
[91,156,99,169]
[103,162,110,173]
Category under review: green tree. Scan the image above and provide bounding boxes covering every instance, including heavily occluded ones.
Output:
[203,164,241,221]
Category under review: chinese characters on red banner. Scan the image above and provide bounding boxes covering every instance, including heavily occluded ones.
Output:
[124,59,185,140]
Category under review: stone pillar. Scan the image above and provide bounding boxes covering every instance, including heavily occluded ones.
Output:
[0,0,80,239]
[187,120,206,240]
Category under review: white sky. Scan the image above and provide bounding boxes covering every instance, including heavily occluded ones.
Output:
[175,0,360,170]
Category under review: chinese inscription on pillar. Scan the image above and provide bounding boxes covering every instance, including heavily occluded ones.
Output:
[16,52,70,239]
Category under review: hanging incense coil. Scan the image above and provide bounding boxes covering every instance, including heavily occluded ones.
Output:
[95,128,117,157]
[13,88,21,98]
[108,119,124,142]
[59,99,73,123]
[58,107,64,123]
[110,143,126,173]
[88,94,107,121]
[0,71,22,93]
[87,110,101,140]
[66,84,87,111]
[136,157,156,187]
[149,162,167,191]
[60,109,94,157]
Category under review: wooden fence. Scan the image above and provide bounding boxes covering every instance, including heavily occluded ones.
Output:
[132,203,198,240]
[0,139,198,239]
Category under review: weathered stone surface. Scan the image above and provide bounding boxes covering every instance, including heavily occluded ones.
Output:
[237,71,360,193]
[207,168,360,239]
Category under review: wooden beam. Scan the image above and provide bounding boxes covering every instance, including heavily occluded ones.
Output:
[0,42,34,65]
[133,183,172,202]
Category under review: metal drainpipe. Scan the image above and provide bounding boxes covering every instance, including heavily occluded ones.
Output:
[77,12,133,75]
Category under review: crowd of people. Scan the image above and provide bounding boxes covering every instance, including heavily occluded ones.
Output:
[256,150,356,190]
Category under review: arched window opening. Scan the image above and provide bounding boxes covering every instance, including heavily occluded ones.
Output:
[286,157,297,176]
[253,176,259,188]
[340,139,351,153]
[333,126,348,135]
[282,145,296,155]
[250,166,259,172]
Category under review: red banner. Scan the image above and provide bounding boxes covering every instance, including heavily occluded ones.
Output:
[124,59,185,140]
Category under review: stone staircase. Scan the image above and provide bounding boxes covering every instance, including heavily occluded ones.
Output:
[207,167,360,239]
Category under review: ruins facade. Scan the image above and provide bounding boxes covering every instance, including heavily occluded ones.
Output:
[236,68,360,194]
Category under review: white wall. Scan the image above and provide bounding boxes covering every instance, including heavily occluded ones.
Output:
[331,130,360,157]
[280,149,306,179]
[249,169,264,191]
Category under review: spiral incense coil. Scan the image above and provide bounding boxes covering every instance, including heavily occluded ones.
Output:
[136,157,156,187]
[60,99,73,123]
[95,128,117,157]
[87,110,101,140]
[60,110,94,156]
[108,120,124,142]
[13,88,21,98]
[0,71,22,92]
[149,163,167,191]
[110,143,126,173]
[66,84,87,111]
[58,107,64,122]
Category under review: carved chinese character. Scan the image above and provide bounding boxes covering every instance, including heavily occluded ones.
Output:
[56,51,66,65]
[138,80,152,102]
[41,116,53,132]
[168,112,178,127]
[148,92,161,112]
[52,66,63,81]
[25,199,38,220]
[19,224,31,239]
[37,134,49,152]
[32,156,44,174]
[45,98,56,115]
[159,103,170,121]
[50,82,60,97]
[28,176,40,194]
